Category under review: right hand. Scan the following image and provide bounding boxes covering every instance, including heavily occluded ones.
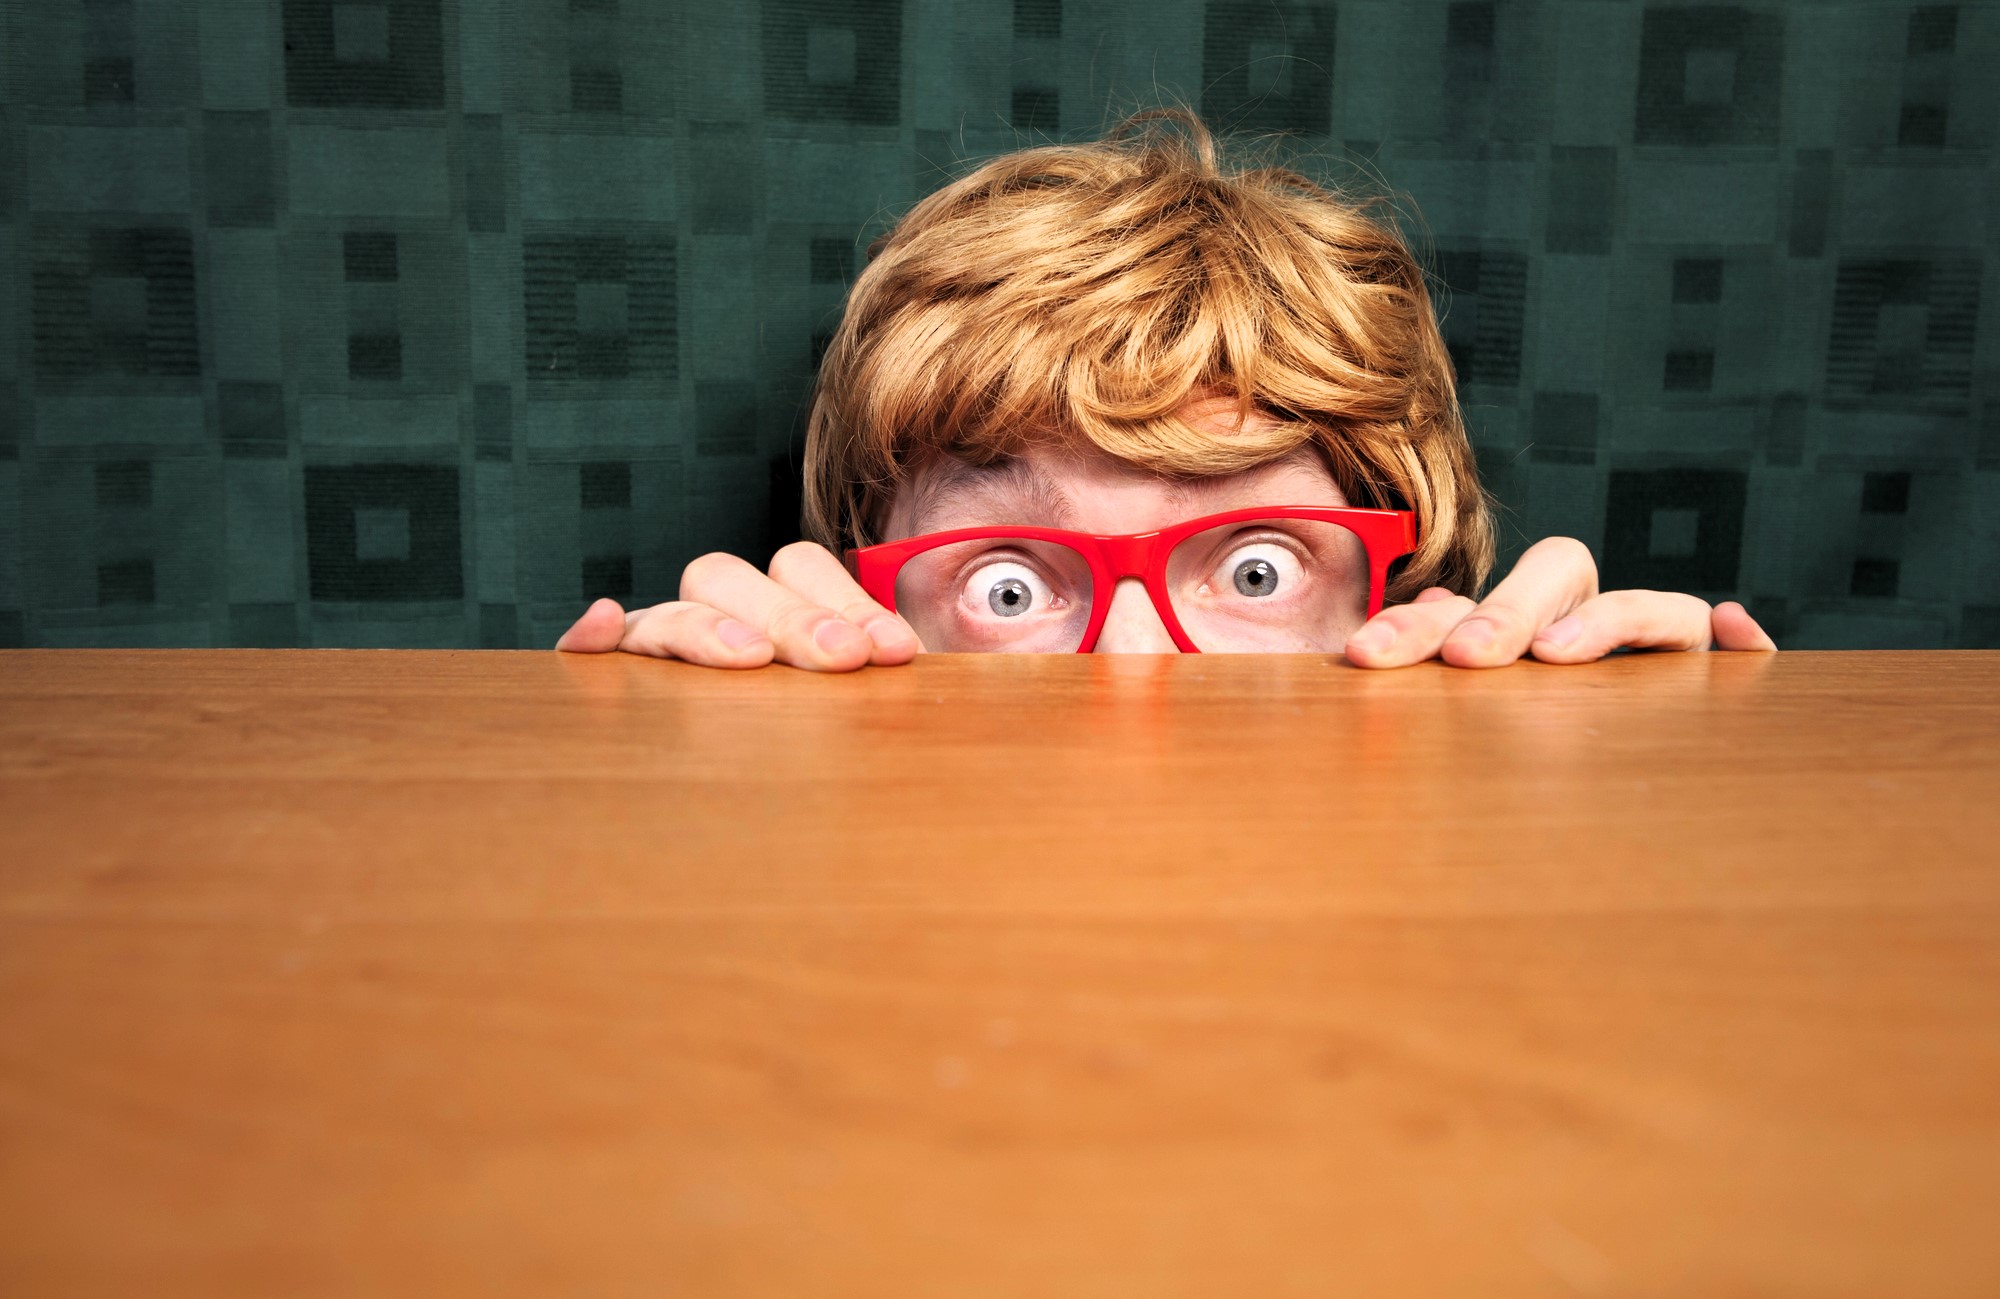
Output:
[553,542,923,671]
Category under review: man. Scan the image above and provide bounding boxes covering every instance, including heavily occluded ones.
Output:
[558,111,1774,668]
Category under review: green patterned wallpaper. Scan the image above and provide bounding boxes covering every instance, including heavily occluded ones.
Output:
[1,1,1995,649]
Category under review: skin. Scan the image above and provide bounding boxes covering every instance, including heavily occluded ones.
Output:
[556,396,1776,668]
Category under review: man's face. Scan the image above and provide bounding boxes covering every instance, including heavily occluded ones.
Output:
[880,397,1365,652]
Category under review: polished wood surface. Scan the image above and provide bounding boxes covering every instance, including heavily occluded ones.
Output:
[2,649,1998,1296]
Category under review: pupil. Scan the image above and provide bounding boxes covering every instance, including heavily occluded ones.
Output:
[1234,558,1278,597]
[989,577,1032,617]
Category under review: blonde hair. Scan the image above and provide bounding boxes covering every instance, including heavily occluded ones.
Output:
[802,110,1494,600]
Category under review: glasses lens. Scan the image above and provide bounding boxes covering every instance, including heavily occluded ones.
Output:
[893,537,1094,653]
[1164,517,1371,651]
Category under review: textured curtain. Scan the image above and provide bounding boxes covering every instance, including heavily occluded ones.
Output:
[2,1,1993,649]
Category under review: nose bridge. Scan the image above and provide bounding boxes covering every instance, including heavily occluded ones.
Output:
[1092,575,1177,653]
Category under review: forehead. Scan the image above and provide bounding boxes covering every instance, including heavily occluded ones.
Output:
[896,446,1347,537]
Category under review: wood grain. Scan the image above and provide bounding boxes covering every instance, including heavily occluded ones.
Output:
[2,649,1998,1296]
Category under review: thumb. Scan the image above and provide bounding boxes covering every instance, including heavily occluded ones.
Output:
[1712,601,1778,652]
[554,597,629,652]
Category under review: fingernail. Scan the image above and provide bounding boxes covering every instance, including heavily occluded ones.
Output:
[1535,616,1582,649]
[1346,624,1393,654]
[813,619,870,655]
[865,616,916,649]
[1450,618,1497,650]
[717,618,764,649]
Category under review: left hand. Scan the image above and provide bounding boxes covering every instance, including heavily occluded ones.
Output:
[1342,536,1777,668]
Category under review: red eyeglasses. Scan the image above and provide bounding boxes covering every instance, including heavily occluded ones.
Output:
[848,505,1417,653]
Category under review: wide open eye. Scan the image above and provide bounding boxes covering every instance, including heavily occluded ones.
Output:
[1166,517,1370,652]
[1208,542,1306,601]
[1232,556,1278,597]
[895,537,1092,653]
[962,560,1057,619]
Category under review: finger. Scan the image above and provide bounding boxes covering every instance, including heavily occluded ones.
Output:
[614,600,777,668]
[1442,537,1599,668]
[1528,589,1714,664]
[766,541,923,664]
[555,597,629,653]
[1712,601,1778,652]
[679,551,876,672]
[1344,588,1478,667]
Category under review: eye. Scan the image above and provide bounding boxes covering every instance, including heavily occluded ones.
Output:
[1233,557,1278,597]
[962,560,1056,618]
[1211,542,1304,600]
[990,577,1032,616]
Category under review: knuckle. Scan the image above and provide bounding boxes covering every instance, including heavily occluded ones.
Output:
[679,551,740,599]
[645,596,700,625]
[838,596,893,628]
[1609,588,1704,619]
[622,602,698,656]
[766,540,828,585]
[1390,594,1472,630]
[1594,590,1711,646]
[764,598,832,644]
[1673,593,1717,634]
[1525,535,1599,590]
[1374,608,1420,633]
[1533,535,1594,565]
[1466,599,1528,634]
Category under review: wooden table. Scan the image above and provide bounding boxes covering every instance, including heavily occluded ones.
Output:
[2,649,1997,1296]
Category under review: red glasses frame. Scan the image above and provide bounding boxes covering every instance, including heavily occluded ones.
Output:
[847,505,1418,653]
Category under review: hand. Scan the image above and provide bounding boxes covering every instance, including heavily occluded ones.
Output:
[553,542,922,671]
[1341,536,1778,669]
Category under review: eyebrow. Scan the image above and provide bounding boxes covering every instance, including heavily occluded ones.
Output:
[1162,474,1236,517]
[909,458,1074,533]
[1161,457,1344,516]
[905,450,1347,535]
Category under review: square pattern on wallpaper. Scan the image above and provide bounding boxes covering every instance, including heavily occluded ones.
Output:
[0,0,1995,650]
[304,464,462,602]
[284,0,446,109]
[32,227,201,382]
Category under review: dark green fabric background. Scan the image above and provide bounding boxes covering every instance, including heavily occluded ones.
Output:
[2,1,1995,649]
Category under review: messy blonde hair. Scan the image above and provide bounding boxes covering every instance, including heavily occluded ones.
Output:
[802,109,1494,600]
